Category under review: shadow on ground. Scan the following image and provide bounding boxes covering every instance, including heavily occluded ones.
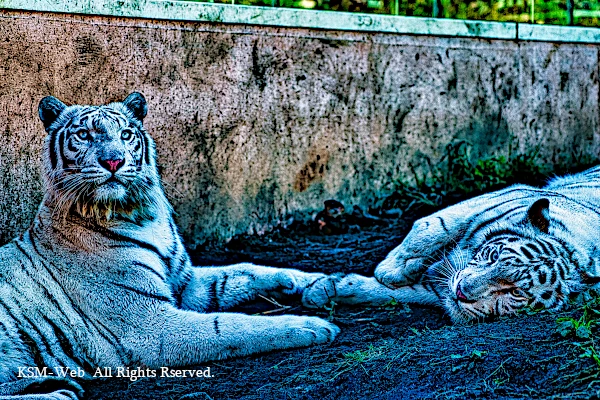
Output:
[85,217,600,400]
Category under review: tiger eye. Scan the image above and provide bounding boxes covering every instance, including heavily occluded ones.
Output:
[490,250,499,262]
[75,131,91,141]
[121,130,133,141]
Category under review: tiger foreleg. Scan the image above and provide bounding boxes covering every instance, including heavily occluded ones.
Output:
[125,309,339,365]
[302,273,441,309]
[178,263,328,312]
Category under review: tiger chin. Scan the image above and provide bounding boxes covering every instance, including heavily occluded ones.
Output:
[304,168,600,324]
[0,93,340,400]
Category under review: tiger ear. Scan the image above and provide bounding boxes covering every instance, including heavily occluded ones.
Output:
[527,198,550,234]
[38,96,67,130]
[122,92,147,122]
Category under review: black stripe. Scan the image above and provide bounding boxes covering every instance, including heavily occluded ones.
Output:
[59,124,71,170]
[42,315,94,374]
[107,281,172,303]
[213,317,220,335]
[465,206,527,242]
[429,282,442,301]
[219,274,229,296]
[437,217,449,233]
[49,127,61,169]
[521,246,533,260]
[133,129,145,167]
[484,228,526,242]
[21,314,55,364]
[206,280,219,312]
[0,299,50,369]
[170,254,188,279]
[85,223,171,267]
[172,270,192,309]
[142,132,151,165]
[92,318,122,350]
[131,261,166,281]
[525,243,541,254]
[503,247,520,256]
[536,239,550,254]
[494,299,501,315]
[48,226,77,248]
[549,269,557,285]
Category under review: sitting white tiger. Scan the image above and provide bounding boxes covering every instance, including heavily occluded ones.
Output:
[304,165,600,323]
[0,93,340,400]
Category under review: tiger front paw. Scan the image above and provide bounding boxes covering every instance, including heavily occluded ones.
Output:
[374,247,427,288]
[279,315,340,347]
[374,216,443,287]
[301,275,342,308]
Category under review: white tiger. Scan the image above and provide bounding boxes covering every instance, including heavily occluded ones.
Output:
[304,166,600,323]
[0,93,339,400]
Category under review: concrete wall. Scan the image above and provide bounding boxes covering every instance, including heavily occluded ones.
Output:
[0,9,598,246]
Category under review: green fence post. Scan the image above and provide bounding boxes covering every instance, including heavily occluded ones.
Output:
[566,0,574,25]
[530,0,534,23]
[433,0,442,18]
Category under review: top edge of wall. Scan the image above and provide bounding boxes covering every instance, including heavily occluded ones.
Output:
[0,0,599,43]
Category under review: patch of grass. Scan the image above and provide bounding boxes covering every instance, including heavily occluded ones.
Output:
[380,140,596,216]
[557,296,600,339]
[326,341,398,381]
[554,297,600,388]
[324,300,336,321]
[343,344,385,363]
[448,348,489,372]
[380,141,544,214]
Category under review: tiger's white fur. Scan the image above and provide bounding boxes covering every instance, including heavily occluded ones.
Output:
[0,93,339,400]
[305,166,600,323]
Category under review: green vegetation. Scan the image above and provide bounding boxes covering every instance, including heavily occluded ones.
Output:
[185,0,600,27]
[449,349,488,372]
[379,140,596,216]
[554,297,600,386]
[557,300,600,340]
[380,141,545,215]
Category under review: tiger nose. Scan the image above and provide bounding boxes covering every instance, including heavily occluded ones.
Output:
[99,158,125,173]
[456,281,470,302]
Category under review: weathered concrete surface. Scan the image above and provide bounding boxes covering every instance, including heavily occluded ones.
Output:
[0,10,598,246]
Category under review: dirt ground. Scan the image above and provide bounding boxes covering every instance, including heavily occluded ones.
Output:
[83,214,600,400]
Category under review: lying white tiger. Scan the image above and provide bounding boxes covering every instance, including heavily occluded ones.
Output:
[304,166,600,323]
[0,93,339,400]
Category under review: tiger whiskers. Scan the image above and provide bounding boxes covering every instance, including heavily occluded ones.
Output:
[49,173,91,220]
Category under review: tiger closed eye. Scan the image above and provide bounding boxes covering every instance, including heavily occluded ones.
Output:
[510,288,527,298]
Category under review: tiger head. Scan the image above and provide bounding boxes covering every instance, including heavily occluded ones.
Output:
[37,93,166,222]
[440,198,586,323]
